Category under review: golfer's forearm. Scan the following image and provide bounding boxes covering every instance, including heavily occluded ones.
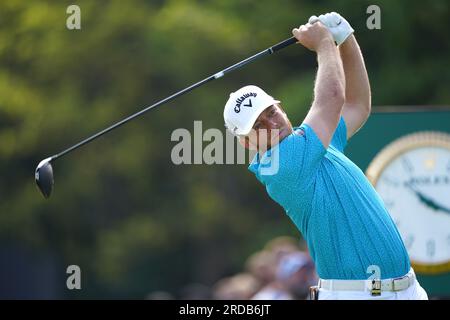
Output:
[339,35,371,109]
[313,39,345,115]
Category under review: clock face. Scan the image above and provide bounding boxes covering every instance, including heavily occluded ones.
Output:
[367,132,450,274]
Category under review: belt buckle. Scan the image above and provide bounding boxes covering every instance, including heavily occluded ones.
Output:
[371,279,381,296]
[309,285,319,300]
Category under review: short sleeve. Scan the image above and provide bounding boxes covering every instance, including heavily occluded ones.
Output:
[330,116,348,153]
[259,123,326,187]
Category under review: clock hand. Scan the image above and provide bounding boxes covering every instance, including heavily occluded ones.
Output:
[408,183,440,210]
[432,198,450,214]
[440,205,450,214]
[405,182,450,214]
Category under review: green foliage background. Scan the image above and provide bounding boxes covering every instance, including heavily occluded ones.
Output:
[0,0,448,298]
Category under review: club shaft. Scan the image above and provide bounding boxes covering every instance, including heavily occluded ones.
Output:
[52,36,297,161]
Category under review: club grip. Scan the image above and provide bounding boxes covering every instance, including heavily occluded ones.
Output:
[270,36,297,53]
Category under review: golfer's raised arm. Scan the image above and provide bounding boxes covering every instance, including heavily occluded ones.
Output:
[292,22,345,149]
[339,35,371,139]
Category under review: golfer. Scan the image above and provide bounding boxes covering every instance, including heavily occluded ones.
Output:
[223,12,428,300]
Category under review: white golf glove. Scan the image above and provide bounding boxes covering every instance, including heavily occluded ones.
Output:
[308,12,354,45]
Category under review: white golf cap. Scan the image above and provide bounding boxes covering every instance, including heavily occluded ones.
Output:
[224,85,280,136]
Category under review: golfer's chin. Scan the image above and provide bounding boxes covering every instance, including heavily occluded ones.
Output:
[259,127,292,151]
[271,127,292,145]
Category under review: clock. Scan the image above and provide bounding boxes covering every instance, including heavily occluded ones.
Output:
[366,131,450,274]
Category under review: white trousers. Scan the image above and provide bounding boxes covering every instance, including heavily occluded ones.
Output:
[318,279,429,300]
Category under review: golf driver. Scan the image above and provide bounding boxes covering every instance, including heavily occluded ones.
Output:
[35,36,298,198]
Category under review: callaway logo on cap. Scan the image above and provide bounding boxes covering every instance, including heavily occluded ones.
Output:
[234,92,257,113]
[224,85,280,135]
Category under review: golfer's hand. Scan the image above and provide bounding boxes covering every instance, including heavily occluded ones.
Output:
[309,12,354,45]
[292,22,335,52]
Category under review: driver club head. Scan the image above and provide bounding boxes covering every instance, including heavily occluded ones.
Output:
[35,157,54,198]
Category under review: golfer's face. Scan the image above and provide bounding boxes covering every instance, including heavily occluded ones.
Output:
[248,104,293,150]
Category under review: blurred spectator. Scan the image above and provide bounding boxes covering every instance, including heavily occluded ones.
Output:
[210,236,317,300]
[251,280,294,300]
[264,236,304,262]
[212,273,261,300]
[244,250,278,285]
[276,251,318,300]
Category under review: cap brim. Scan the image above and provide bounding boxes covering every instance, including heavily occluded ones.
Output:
[235,100,280,135]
